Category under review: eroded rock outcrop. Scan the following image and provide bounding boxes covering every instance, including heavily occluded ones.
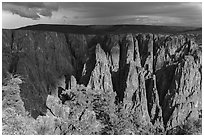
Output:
[109,41,120,72]
[123,62,150,125]
[118,34,150,125]
[145,75,163,129]
[86,44,113,93]
[163,55,202,130]
[137,34,153,73]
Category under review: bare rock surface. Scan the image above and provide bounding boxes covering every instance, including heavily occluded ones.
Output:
[163,55,202,130]
[86,44,113,93]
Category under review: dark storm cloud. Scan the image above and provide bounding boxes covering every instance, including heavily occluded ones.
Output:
[2,2,202,26]
[5,2,45,8]
[58,2,201,26]
[2,2,59,20]
[58,2,200,18]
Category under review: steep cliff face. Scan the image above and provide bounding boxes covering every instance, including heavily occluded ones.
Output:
[2,30,73,117]
[2,28,202,132]
[163,55,202,130]
[145,75,164,129]
[86,44,113,93]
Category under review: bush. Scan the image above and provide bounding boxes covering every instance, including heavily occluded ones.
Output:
[34,85,107,135]
[2,75,36,135]
[2,75,201,135]
[181,119,202,135]
[109,103,135,135]
[167,118,202,135]
[2,107,37,135]
[34,115,61,135]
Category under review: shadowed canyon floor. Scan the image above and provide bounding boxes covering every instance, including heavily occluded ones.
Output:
[2,25,202,135]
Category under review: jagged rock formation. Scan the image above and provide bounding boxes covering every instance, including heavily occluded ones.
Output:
[118,34,150,125]
[163,55,202,130]
[86,44,113,93]
[2,26,202,134]
[145,75,164,130]
[137,34,153,73]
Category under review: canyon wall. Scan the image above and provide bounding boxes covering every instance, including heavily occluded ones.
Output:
[2,29,202,131]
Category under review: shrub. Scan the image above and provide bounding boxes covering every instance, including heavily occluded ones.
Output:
[2,107,37,135]
[34,85,107,135]
[109,103,135,135]
[34,115,61,135]
[181,119,202,135]
[3,75,200,135]
[167,118,202,135]
[2,75,36,135]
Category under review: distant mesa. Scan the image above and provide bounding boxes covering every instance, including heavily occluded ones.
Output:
[9,24,202,35]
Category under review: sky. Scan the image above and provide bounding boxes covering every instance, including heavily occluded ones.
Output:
[2,2,202,29]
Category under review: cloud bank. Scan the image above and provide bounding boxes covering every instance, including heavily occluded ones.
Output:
[3,2,59,20]
[2,2,202,28]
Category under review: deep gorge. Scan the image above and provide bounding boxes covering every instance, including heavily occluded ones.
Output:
[2,26,202,133]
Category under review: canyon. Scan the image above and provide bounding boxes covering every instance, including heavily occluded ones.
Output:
[2,25,202,134]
